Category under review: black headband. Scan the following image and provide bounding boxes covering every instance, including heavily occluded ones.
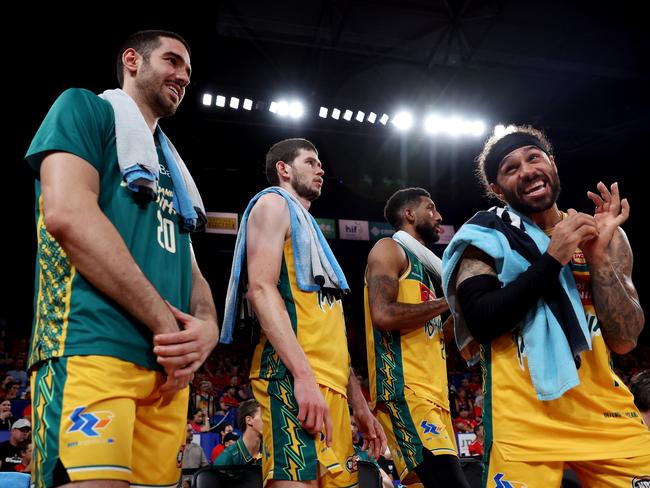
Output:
[484,133,548,184]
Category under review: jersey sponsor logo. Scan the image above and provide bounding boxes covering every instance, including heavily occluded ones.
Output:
[571,250,586,266]
[67,406,113,437]
[493,472,528,488]
[573,272,593,306]
[345,455,355,472]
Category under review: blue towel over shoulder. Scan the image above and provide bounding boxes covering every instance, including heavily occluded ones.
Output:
[220,187,349,344]
[442,206,591,400]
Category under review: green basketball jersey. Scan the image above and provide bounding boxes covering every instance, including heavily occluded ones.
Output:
[25,88,192,370]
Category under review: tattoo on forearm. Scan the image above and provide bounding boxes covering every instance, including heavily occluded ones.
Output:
[590,229,644,350]
[367,274,448,328]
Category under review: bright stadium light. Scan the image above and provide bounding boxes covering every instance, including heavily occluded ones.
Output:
[469,120,486,136]
[367,112,377,124]
[276,101,290,117]
[319,107,329,118]
[289,101,304,119]
[243,98,253,111]
[379,114,390,125]
[331,108,341,120]
[392,111,413,131]
[229,97,240,109]
[355,111,365,122]
[343,110,353,121]
[269,101,278,113]
[424,114,445,134]
[215,95,226,108]
[202,94,212,106]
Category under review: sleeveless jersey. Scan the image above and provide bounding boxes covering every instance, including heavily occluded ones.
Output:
[484,222,650,462]
[25,88,192,370]
[250,238,350,395]
[364,242,449,409]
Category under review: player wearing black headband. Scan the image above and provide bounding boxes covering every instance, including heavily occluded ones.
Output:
[444,125,650,486]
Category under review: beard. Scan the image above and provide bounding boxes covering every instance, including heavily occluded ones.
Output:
[135,64,179,118]
[501,172,561,215]
[415,221,440,245]
[292,177,321,202]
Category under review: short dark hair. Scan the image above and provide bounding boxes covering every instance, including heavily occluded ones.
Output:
[265,138,317,185]
[116,30,190,87]
[630,370,650,412]
[217,422,232,435]
[236,399,260,433]
[384,187,431,229]
[223,432,239,443]
[476,125,553,199]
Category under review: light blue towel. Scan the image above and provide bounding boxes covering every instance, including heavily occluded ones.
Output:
[220,187,350,344]
[0,472,31,488]
[442,206,591,400]
[99,88,206,232]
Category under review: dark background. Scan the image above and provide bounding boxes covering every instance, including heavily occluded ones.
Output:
[5,2,649,346]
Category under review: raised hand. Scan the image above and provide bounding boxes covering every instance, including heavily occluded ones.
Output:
[546,209,599,265]
[584,182,630,261]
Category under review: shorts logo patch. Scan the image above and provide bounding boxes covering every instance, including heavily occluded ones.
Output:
[493,472,528,488]
[632,476,650,488]
[67,406,114,437]
[345,456,355,472]
[420,420,440,435]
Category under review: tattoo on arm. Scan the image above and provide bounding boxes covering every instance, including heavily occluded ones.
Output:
[367,274,448,330]
[590,229,644,352]
[455,247,497,288]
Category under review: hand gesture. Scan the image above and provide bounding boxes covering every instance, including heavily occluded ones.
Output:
[583,181,629,261]
[546,210,599,265]
[154,303,219,393]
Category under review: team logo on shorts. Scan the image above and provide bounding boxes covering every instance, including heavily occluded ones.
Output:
[420,420,440,435]
[67,406,114,437]
[345,456,355,472]
[632,476,650,488]
[493,472,528,488]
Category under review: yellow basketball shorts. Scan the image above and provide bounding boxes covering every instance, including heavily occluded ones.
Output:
[252,376,358,488]
[376,388,458,484]
[485,442,650,488]
[30,355,189,488]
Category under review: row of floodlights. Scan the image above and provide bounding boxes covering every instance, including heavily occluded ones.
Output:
[202,93,487,136]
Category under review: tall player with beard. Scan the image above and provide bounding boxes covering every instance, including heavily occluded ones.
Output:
[443,125,650,487]
[24,31,219,488]
[245,138,386,487]
[364,188,470,488]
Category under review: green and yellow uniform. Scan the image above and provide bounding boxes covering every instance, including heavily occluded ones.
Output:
[250,238,355,487]
[365,242,457,483]
[25,88,191,488]
[483,222,650,487]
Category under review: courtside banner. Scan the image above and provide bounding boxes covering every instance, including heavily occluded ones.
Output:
[206,212,238,235]
[369,221,394,241]
[339,219,370,241]
[436,224,456,244]
[316,218,337,239]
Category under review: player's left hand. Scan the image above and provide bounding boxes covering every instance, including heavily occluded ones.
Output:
[353,407,388,460]
[153,303,219,377]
